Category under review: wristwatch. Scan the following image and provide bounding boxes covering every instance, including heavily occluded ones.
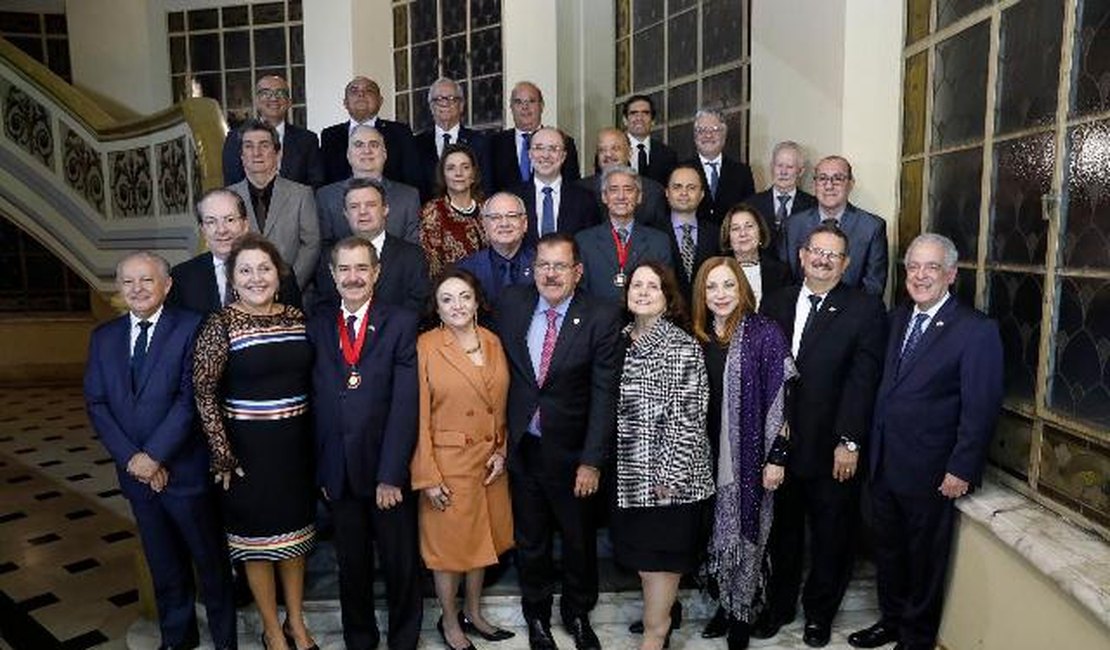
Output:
[839,437,860,453]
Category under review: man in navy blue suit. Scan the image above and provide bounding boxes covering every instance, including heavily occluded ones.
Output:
[308,236,422,650]
[456,192,536,305]
[84,252,235,650]
[849,234,1003,650]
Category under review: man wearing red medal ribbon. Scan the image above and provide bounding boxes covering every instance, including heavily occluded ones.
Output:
[308,235,423,650]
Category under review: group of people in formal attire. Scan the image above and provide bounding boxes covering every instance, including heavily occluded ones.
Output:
[82,72,1005,650]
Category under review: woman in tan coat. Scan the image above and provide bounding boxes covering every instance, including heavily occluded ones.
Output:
[412,268,515,650]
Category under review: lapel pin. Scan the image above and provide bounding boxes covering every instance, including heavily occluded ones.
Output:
[935,321,944,327]
[828,306,837,312]
[573,317,581,325]
[369,324,376,333]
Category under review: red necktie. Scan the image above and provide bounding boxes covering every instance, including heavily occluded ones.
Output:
[537,308,558,385]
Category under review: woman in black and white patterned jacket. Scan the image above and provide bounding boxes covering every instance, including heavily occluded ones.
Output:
[610,260,715,650]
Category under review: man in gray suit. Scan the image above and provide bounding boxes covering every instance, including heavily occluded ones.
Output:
[227,119,319,290]
[779,155,888,296]
[575,166,673,303]
[578,128,668,230]
[315,125,421,248]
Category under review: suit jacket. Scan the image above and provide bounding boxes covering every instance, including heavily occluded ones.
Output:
[634,136,678,186]
[495,286,621,480]
[222,122,324,188]
[685,156,756,224]
[167,252,303,314]
[490,128,582,192]
[315,177,421,246]
[575,221,675,303]
[313,233,430,314]
[309,302,419,499]
[779,204,889,296]
[83,307,209,499]
[748,187,818,258]
[761,283,887,479]
[869,298,1004,495]
[456,245,536,307]
[577,173,669,231]
[661,216,719,303]
[413,126,494,201]
[320,118,421,187]
[756,251,794,303]
[512,178,601,246]
[228,176,320,289]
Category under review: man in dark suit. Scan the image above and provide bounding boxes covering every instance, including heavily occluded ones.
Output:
[685,108,755,224]
[168,188,302,312]
[779,156,888,296]
[622,94,678,185]
[313,177,428,314]
[663,164,719,303]
[578,127,668,230]
[222,74,324,188]
[226,119,319,291]
[511,127,599,246]
[457,192,536,305]
[496,233,621,650]
[320,76,420,187]
[849,233,1003,650]
[84,251,235,650]
[490,81,581,191]
[759,224,887,647]
[575,166,674,303]
[747,141,817,256]
[308,235,422,650]
[413,76,493,201]
[316,125,422,246]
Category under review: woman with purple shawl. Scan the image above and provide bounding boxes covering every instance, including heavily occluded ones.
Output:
[691,256,796,650]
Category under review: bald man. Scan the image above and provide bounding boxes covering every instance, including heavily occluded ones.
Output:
[490,81,581,191]
[578,127,668,230]
[320,76,420,186]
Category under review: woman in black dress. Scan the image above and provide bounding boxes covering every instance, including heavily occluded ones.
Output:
[194,234,317,650]
[719,203,793,307]
[612,261,715,650]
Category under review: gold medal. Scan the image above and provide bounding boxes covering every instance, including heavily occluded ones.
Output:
[613,272,626,287]
[346,370,361,389]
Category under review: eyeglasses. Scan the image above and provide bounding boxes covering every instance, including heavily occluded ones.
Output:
[256,88,290,100]
[530,144,563,154]
[534,261,574,274]
[430,95,462,105]
[346,85,378,97]
[814,174,850,186]
[694,125,724,136]
[804,246,846,261]
[511,98,541,107]
[905,261,946,275]
[201,215,244,229]
[482,212,526,223]
[351,139,385,150]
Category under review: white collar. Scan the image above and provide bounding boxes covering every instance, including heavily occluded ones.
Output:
[912,292,950,321]
[130,305,164,329]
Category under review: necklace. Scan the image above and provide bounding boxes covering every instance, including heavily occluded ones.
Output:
[449,198,477,214]
[463,340,482,354]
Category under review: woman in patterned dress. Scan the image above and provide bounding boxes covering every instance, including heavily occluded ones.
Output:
[611,261,715,650]
[691,256,796,650]
[193,233,317,650]
[419,143,487,277]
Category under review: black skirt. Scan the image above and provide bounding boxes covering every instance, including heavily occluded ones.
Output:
[610,499,710,573]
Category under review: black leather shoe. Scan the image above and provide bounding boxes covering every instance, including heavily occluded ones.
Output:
[848,622,900,648]
[563,614,601,650]
[628,600,683,634]
[701,605,728,638]
[727,620,750,650]
[803,621,832,647]
[525,617,558,650]
[438,617,476,650]
[459,611,516,641]
[282,619,320,650]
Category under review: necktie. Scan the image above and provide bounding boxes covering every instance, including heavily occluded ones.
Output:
[898,313,930,371]
[776,194,790,226]
[680,223,696,280]
[131,320,151,391]
[707,161,719,198]
[637,143,648,173]
[617,226,630,244]
[821,217,838,227]
[537,309,559,386]
[346,314,357,345]
[801,294,822,337]
[499,258,512,288]
[216,260,230,305]
[441,132,451,157]
[541,186,555,236]
[255,196,268,234]
[519,132,532,180]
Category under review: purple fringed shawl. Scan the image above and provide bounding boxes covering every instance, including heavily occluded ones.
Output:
[708,313,796,622]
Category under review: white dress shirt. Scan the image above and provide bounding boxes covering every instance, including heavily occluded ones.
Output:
[129,306,164,356]
[791,284,826,358]
[340,298,372,350]
[435,124,461,157]
[902,292,951,353]
[628,134,651,173]
[212,256,228,305]
[533,176,563,233]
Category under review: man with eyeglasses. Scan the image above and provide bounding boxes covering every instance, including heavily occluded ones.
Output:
[495,232,621,650]
[490,81,581,191]
[320,76,420,187]
[622,94,678,185]
[684,108,755,224]
[413,77,493,201]
[779,155,889,296]
[457,192,536,305]
[758,223,887,647]
[222,75,324,188]
[850,233,1002,650]
[747,141,818,255]
[168,188,302,313]
[510,127,599,246]
[578,127,668,231]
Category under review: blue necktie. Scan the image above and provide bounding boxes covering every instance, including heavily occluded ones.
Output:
[898,313,930,372]
[131,320,151,391]
[541,186,555,236]
[707,161,719,197]
[519,132,532,181]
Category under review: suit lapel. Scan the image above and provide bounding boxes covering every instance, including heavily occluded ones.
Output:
[506,291,539,383]
[436,329,494,409]
[109,318,132,396]
[895,298,959,383]
[798,285,844,363]
[134,309,176,396]
[544,295,586,381]
[265,180,291,237]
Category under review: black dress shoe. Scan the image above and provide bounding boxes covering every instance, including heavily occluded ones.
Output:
[848,622,900,648]
[701,605,729,638]
[727,620,750,650]
[282,619,320,650]
[459,611,516,641]
[563,614,601,650]
[525,617,558,650]
[628,600,683,634]
[438,616,477,650]
[803,621,832,647]
[749,614,782,640]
